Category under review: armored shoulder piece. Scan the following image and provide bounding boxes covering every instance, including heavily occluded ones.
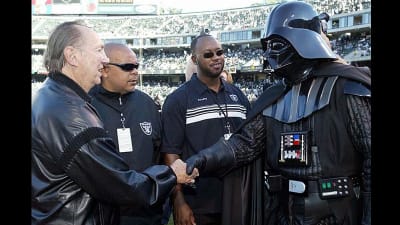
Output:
[263,76,338,123]
[344,80,371,97]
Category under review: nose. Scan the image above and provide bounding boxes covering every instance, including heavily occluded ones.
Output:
[130,69,139,75]
[101,50,110,63]
[103,56,110,64]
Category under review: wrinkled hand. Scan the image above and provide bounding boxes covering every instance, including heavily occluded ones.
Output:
[170,159,199,184]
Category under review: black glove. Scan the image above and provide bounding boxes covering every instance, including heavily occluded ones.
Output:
[186,137,235,177]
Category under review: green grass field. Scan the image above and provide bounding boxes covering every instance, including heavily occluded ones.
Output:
[167,215,174,225]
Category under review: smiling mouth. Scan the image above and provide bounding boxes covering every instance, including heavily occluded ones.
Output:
[211,63,222,69]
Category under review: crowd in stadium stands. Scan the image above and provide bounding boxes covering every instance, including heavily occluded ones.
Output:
[32,34,370,106]
[310,0,371,15]
[141,51,188,72]
[32,35,370,75]
[32,0,371,106]
[32,0,370,38]
[331,34,371,60]
[33,6,272,38]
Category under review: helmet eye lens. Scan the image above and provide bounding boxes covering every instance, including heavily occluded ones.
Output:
[267,39,289,52]
[263,38,294,71]
[269,41,286,51]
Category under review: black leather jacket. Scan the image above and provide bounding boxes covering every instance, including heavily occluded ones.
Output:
[32,72,177,225]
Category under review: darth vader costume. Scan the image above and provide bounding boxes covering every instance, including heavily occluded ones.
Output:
[186,1,371,225]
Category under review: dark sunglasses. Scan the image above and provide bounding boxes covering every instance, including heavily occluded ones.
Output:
[107,62,139,71]
[201,49,224,59]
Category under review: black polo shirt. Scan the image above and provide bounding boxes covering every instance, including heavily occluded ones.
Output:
[90,85,162,172]
[161,74,251,214]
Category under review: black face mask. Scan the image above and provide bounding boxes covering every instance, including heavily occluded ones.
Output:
[262,37,316,85]
[277,59,315,86]
[263,37,296,71]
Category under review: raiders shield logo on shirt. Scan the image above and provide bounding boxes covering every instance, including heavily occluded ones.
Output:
[140,122,152,135]
[229,94,238,102]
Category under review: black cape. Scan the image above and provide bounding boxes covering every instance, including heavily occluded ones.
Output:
[221,62,371,225]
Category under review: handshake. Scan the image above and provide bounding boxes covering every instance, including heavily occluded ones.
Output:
[169,138,236,184]
[169,159,200,185]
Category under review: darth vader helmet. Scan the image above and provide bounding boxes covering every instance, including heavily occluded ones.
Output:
[261,1,336,83]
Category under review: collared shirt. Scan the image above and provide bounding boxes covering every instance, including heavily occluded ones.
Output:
[90,85,161,172]
[161,74,251,214]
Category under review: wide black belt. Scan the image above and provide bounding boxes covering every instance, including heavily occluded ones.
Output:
[265,174,361,200]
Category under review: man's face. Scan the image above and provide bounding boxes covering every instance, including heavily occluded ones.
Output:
[75,27,109,90]
[194,36,225,78]
[101,47,139,94]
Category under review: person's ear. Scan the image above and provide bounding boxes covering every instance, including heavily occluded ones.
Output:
[64,46,78,66]
[191,55,198,65]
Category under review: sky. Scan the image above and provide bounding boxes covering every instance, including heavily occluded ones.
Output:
[159,0,265,13]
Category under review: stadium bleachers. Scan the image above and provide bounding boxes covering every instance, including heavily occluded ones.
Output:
[32,0,371,105]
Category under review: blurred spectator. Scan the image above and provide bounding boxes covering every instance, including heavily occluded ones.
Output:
[220,69,233,84]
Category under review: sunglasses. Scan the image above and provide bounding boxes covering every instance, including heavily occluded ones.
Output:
[201,49,224,59]
[107,62,139,71]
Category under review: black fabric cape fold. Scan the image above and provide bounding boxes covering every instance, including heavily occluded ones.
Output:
[221,158,263,225]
